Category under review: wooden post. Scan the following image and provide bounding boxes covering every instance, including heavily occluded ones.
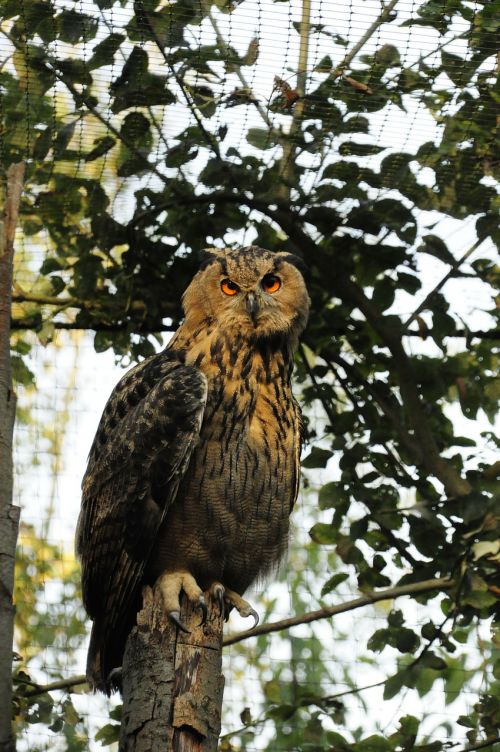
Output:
[0,162,24,752]
[120,587,225,752]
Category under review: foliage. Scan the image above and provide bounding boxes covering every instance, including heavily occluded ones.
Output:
[13,524,90,750]
[2,0,499,748]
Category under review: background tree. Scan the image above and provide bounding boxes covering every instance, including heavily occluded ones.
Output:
[1,0,499,749]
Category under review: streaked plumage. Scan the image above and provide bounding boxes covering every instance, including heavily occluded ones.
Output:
[76,246,310,691]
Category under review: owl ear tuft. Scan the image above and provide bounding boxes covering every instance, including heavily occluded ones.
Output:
[197,247,224,272]
[277,253,309,283]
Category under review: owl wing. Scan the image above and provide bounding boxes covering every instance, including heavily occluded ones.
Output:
[76,350,207,688]
[290,396,304,511]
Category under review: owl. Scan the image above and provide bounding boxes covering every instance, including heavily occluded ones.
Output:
[76,245,310,691]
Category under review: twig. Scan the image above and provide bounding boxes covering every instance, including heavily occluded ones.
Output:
[405,236,486,329]
[277,0,312,198]
[299,344,338,427]
[135,0,222,160]
[205,4,272,128]
[11,320,177,333]
[12,291,87,308]
[331,0,400,79]
[458,738,500,752]
[223,577,454,647]
[19,674,88,699]
[324,678,387,702]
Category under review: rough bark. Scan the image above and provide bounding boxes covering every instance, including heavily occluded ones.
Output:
[0,162,24,752]
[120,587,224,752]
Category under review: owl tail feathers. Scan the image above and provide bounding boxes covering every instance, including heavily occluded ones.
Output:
[86,620,123,695]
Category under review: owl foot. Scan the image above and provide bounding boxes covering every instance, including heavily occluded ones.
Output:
[155,570,207,633]
[209,583,259,628]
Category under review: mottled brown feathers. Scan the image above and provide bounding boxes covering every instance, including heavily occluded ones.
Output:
[77,246,309,691]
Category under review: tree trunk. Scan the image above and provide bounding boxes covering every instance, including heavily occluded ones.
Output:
[120,587,225,752]
[0,162,24,752]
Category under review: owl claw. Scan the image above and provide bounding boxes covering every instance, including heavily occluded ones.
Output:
[198,596,208,626]
[211,583,226,616]
[209,584,260,627]
[249,608,259,629]
[107,666,123,692]
[169,611,190,634]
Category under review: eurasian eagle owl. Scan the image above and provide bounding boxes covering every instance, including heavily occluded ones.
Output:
[76,245,310,691]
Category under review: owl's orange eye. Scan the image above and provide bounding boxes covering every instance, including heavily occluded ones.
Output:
[221,278,240,296]
[261,274,281,294]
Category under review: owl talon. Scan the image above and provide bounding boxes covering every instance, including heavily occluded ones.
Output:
[209,584,260,627]
[170,611,190,634]
[156,571,206,633]
[210,583,226,616]
[249,608,259,629]
[107,666,123,692]
[198,596,208,626]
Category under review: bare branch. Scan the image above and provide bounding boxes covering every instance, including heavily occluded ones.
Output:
[20,675,88,699]
[204,5,272,128]
[332,0,400,79]
[458,738,500,752]
[405,236,487,329]
[223,577,454,647]
[11,320,176,333]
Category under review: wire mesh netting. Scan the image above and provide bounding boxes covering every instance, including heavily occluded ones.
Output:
[2,0,499,749]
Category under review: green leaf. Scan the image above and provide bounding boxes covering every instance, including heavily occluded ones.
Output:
[88,33,125,70]
[314,55,332,73]
[384,671,407,700]
[368,628,390,653]
[372,277,396,311]
[95,723,120,746]
[338,142,385,157]
[241,37,259,66]
[420,652,447,671]
[247,127,276,150]
[418,234,455,264]
[302,447,333,468]
[58,9,98,44]
[309,523,337,545]
[318,482,346,509]
[355,735,392,751]
[84,136,116,162]
[321,572,349,596]
[395,628,420,653]
[441,50,468,87]
[190,84,216,118]
[111,47,175,113]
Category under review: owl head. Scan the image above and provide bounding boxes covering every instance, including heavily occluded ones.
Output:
[182,246,310,343]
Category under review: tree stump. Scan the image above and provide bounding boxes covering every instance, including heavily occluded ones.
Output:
[120,586,225,752]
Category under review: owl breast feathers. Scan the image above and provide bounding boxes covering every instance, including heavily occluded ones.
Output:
[76,245,310,691]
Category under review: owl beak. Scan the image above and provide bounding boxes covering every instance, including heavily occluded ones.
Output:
[245,292,259,324]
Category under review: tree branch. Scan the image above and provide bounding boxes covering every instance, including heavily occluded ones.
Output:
[11,320,177,333]
[223,577,454,647]
[12,291,86,309]
[18,579,454,701]
[204,4,272,129]
[19,674,88,699]
[404,236,487,330]
[136,0,222,160]
[459,738,500,752]
[331,0,400,79]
